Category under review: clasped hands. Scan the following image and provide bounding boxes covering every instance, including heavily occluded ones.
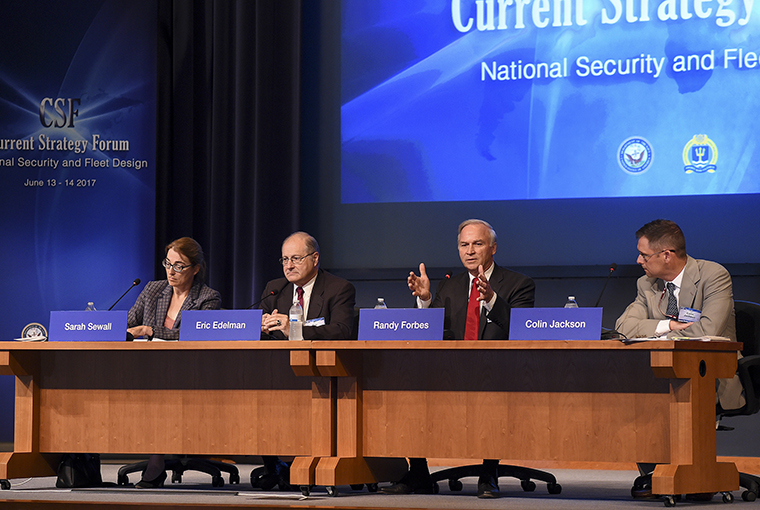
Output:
[408,262,494,303]
[668,319,691,332]
[261,309,289,337]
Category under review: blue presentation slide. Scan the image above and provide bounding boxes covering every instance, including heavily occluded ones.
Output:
[0,0,157,339]
[341,1,760,203]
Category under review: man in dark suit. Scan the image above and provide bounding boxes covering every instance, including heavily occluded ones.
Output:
[256,231,356,489]
[260,231,356,340]
[381,219,535,498]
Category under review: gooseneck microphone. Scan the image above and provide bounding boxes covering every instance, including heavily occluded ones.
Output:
[108,278,141,311]
[247,289,280,309]
[594,263,617,307]
[594,263,626,340]
[438,272,454,339]
[247,281,290,309]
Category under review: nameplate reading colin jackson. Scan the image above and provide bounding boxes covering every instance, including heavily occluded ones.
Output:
[509,307,603,340]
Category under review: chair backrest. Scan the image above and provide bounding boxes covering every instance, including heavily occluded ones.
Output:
[735,301,760,357]
[730,300,760,417]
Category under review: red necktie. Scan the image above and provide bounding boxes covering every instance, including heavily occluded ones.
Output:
[464,278,480,340]
[296,286,304,309]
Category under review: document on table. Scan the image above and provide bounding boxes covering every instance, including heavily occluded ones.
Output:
[623,335,731,343]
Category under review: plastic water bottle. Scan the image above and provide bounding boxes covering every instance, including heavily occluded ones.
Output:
[289,300,303,340]
[374,298,388,309]
[564,296,579,308]
[85,302,97,311]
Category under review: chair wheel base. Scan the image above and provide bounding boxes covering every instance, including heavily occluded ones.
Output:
[430,463,559,496]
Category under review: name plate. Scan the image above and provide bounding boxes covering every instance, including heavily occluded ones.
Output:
[180,310,262,341]
[509,307,603,340]
[49,311,127,341]
[358,308,444,340]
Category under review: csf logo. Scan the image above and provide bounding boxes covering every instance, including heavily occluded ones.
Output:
[39,98,81,128]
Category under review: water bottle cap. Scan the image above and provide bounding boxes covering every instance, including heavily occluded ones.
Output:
[568,296,575,300]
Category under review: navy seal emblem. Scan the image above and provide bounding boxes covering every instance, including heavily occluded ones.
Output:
[619,137,653,175]
[20,322,48,341]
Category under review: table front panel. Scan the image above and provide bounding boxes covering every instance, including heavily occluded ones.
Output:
[360,349,671,462]
[36,349,313,455]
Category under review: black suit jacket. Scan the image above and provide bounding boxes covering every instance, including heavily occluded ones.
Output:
[260,269,356,340]
[431,264,535,340]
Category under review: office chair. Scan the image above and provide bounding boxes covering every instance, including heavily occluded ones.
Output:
[249,458,293,490]
[717,300,760,502]
[430,463,561,494]
[116,456,240,487]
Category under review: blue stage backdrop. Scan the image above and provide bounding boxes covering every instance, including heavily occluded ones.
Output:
[342,1,760,203]
[0,0,157,441]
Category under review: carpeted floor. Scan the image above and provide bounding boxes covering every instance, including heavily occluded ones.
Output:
[0,462,740,509]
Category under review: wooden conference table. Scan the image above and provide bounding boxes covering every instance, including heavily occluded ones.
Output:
[0,339,741,498]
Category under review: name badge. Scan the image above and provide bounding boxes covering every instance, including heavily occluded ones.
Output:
[181,310,262,341]
[678,307,701,323]
[358,308,444,340]
[509,308,603,340]
[49,311,128,341]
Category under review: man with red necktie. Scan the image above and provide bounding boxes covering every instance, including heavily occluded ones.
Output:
[381,219,535,498]
[260,231,355,341]
[257,231,356,490]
